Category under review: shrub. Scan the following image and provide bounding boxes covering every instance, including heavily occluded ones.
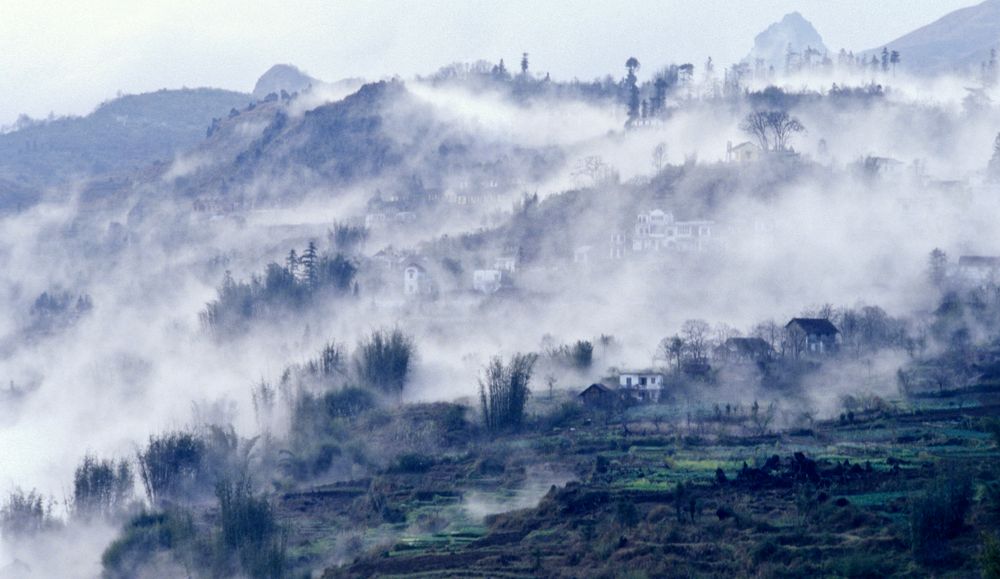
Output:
[216,476,286,578]
[137,431,207,505]
[355,328,415,398]
[615,499,640,528]
[101,510,196,578]
[910,474,973,566]
[0,489,57,539]
[982,533,1000,579]
[479,353,536,431]
[827,552,895,578]
[72,454,135,521]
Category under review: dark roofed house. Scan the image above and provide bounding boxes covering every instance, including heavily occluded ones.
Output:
[579,383,618,410]
[784,318,839,358]
[714,337,775,364]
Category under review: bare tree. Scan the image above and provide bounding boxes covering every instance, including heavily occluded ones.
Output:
[766,111,805,151]
[714,323,741,344]
[681,319,712,363]
[751,320,782,351]
[658,335,685,372]
[740,111,770,151]
[573,156,619,187]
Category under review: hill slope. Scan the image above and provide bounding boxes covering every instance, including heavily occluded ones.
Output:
[164,81,561,206]
[866,0,1000,75]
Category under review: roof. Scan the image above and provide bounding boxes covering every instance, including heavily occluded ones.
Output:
[786,318,839,335]
[959,256,1000,268]
[618,369,665,376]
[579,383,616,396]
[732,141,760,151]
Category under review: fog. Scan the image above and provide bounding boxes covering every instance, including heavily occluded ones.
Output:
[2,47,1000,576]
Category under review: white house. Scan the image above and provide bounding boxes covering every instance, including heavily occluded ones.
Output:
[473,269,502,294]
[403,264,430,296]
[727,141,762,164]
[493,256,517,273]
[574,245,593,265]
[609,233,627,259]
[633,209,714,253]
[617,371,663,402]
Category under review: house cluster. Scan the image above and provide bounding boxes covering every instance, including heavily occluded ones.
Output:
[582,209,718,264]
[400,254,518,298]
[442,173,522,207]
[578,317,841,409]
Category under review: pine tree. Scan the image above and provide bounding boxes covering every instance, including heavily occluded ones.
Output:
[301,242,318,289]
[286,250,299,280]
[624,57,641,127]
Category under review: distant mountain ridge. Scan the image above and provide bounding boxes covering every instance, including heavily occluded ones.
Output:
[0,88,250,194]
[866,0,1000,75]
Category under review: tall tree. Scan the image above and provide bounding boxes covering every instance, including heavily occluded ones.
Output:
[766,111,805,151]
[301,241,318,289]
[740,111,771,151]
[625,57,641,127]
[520,52,529,76]
[286,249,299,279]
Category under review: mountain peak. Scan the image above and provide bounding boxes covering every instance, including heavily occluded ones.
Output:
[252,64,319,100]
[746,12,827,69]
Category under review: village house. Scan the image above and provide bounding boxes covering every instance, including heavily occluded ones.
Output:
[617,370,663,402]
[403,263,433,297]
[726,141,763,164]
[574,245,592,266]
[714,337,775,364]
[784,318,840,358]
[493,256,518,273]
[632,209,714,253]
[578,383,618,410]
[473,269,503,294]
[371,247,409,271]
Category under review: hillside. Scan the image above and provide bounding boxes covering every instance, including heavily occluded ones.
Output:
[0,87,250,190]
[164,81,561,205]
[866,0,1000,75]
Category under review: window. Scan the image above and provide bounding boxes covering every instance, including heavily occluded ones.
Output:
[639,377,647,386]
[626,377,632,386]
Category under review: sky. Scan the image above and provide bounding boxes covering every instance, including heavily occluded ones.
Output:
[0,0,983,125]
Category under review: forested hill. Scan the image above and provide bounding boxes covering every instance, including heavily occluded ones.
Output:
[162,80,562,205]
[0,88,250,191]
